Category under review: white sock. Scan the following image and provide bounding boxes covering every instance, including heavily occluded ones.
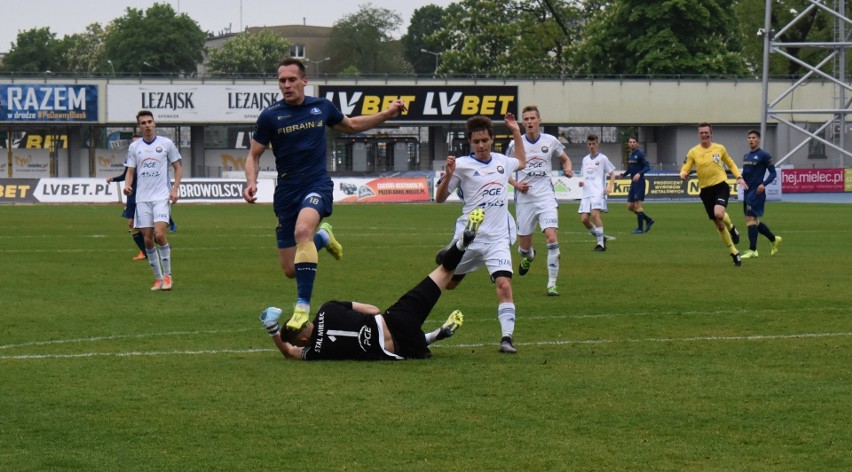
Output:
[147,247,163,280]
[497,302,515,338]
[518,246,535,260]
[546,243,559,286]
[424,328,442,345]
[596,227,604,245]
[158,244,171,276]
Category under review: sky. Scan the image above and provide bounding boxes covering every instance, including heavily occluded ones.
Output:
[0,0,457,53]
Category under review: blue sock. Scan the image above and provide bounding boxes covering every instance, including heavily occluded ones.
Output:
[295,262,317,302]
[132,231,146,252]
[748,225,758,250]
[757,222,775,242]
[313,230,329,251]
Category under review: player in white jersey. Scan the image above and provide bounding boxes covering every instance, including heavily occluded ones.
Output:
[123,110,183,291]
[578,134,615,251]
[506,105,573,297]
[435,113,526,354]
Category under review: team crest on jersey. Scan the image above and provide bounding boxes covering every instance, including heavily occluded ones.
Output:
[497,165,504,174]
[713,153,721,163]
[541,145,549,153]
[310,107,322,115]
[156,146,163,153]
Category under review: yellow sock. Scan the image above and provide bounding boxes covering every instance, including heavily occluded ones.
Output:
[722,212,733,231]
[295,241,318,264]
[717,227,737,254]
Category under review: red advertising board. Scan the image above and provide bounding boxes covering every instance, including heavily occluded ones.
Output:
[781,168,845,193]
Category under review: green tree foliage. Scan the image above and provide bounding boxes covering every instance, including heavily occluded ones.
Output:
[1,27,61,73]
[329,4,408,75]
[207,30,291,77]
[103,3,206,76]
[402,5,447,74]
[60,24,110,75]
[736,0,835,77]
[427,0,582,76]
[574,0,750,76]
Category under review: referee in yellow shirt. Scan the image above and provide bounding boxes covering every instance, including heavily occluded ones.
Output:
[680,122,746,267]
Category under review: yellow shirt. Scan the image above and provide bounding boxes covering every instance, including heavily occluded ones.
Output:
[681,143,741,188]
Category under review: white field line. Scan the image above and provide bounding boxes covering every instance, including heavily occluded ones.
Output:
[2,331,850,361]
[4,305,847,352]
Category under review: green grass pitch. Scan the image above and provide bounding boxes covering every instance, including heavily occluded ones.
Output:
[1,201,850,471]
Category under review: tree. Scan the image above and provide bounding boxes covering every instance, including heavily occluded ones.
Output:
[574,0,750,77]
[59,24,110,76]
[402,5,447,74]
[426,0,582,76]
[328,4,408,75]
[1,27,61,73]
[207,30,291,77]
[102,3,206,76]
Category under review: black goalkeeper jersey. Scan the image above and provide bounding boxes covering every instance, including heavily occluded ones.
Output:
[300,301,401,361]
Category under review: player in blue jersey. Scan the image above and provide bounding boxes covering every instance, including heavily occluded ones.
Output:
[258,209,484,361]
[740,130,782,259]
[622,136,655,234]
[243,58,406,330]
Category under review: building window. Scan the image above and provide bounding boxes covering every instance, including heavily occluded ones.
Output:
[290,45,305,58]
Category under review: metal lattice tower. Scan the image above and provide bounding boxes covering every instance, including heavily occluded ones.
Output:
[760,0,851,167]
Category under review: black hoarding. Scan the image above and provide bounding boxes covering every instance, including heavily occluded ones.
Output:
[318,85,518,122]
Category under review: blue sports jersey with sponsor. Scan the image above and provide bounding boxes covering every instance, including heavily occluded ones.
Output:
[252,96,344,182]
[742,148,776,190]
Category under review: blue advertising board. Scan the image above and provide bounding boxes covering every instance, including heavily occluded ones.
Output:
[0,84,98,122]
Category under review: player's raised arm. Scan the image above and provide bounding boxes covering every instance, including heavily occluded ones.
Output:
[505,113,526,170]
[335,99,407,134]
[435,155,456,203]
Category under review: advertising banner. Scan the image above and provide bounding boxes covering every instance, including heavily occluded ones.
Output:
[178,179,248,203]
[318,85,518,122]
[337,177,431,203]
[10,149,50,178]
[781,168,845,193]
[95,148,130,178]
[204,148,276,174]
[1,131,68,149]
[0,84,98,122]
[107,84,313,123]
[0,179,40,203]
[34,178,120,203]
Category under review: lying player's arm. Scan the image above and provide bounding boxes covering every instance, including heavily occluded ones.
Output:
[272,335,304,360]
[350,302,381,315]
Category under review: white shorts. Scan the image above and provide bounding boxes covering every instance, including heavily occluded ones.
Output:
[135,200,171,228]
[454,240,513,277]
[515,200,558,236]
[578,195,608,214]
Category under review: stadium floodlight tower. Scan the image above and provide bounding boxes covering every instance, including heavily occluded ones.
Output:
[761,0,852,168]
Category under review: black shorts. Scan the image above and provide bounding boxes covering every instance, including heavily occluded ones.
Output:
[699,181,731,220]
[382,276,441,359]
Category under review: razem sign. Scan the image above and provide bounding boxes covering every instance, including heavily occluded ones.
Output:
[107,84,314,123]
[318,85,518,122]
[0,84,98,122]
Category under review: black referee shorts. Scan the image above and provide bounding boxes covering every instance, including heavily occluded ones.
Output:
[699,181,731,219]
